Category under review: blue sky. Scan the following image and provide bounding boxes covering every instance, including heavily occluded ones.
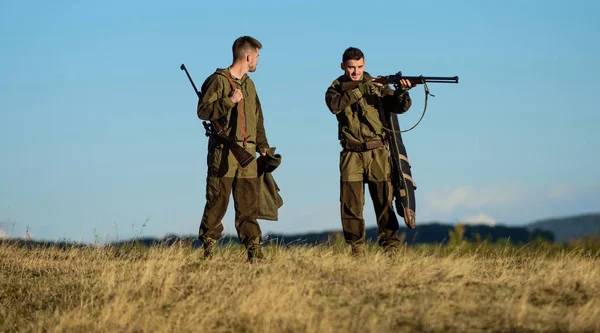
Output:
[1,0,599,243]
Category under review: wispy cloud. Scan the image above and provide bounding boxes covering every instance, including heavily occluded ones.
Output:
[459,213,497,226]
[420,183,600,225]
[424,184,526,213]
[547,185,575,200]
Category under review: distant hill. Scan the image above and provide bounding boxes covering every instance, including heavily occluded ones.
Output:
[7,213,600,248]
[103,222,552,248]
[527,212,600,242]
[262,223,553,246]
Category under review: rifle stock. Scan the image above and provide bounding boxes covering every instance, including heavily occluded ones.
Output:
[180,63,255,168]
[202,121,254,168]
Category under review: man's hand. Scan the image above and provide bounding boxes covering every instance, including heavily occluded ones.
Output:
[229,89,243,103]
[358,79,383,96]
[396,79,412,91]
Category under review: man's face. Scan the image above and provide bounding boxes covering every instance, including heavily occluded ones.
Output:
[341,58,364,81]
[247,48,259,72]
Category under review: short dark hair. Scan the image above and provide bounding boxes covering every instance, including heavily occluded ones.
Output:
[232,36,262,61]
[342,47,364,62]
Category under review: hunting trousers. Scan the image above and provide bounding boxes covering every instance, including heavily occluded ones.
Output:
[339,146,401,248]
[199,143,262,246]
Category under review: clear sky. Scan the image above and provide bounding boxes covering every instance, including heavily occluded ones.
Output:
[1,0,599,243]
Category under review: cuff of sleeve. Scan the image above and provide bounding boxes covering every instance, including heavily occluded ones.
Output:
[223,97,235,109]
[258,146,270,154]
[395,90,409,99]
[352,88,363,100]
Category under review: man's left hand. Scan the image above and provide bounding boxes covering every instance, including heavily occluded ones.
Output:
[397,78,412,91]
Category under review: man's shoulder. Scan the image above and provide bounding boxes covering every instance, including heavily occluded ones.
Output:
[199,70,229,95]
[202,69,231,88]
[204,69,227,82]
[210,68,229,80]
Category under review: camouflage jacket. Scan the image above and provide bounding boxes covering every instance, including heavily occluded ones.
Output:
[325,72,411,144]
[197,68,269,153]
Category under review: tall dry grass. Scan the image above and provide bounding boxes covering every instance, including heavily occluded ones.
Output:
[1,239,599,333]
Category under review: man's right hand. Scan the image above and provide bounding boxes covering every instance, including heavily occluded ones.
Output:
[358,80,382,96]
[357,82,373,96]
[229,89,243,103]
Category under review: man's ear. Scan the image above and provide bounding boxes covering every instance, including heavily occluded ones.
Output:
[340,62,345,71]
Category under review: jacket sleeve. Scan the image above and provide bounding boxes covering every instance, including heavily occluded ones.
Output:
[255,94,270,154]
[197,75,236,120]
[325,82,363,114]
[382,85,412,114]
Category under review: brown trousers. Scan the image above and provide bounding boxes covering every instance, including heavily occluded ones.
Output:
[199,143,261,245]
[340,147,401,248]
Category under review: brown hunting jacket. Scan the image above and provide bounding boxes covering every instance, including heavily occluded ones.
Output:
[197,68,270,154]
[325,72,411,145]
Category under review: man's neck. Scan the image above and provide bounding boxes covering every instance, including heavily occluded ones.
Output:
[228,62,247,80]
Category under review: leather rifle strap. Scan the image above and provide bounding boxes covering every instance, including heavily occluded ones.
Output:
[219,70,247,147]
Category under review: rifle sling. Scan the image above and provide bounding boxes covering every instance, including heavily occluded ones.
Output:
[400,81,432,133]
[218,70,247,147]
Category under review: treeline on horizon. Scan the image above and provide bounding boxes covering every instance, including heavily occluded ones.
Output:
[0,223,558,248]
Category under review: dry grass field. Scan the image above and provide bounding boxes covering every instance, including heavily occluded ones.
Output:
[1,238,599,333]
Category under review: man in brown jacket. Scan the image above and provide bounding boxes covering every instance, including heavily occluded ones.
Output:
[197,36,270,261]
[325,47,413,255]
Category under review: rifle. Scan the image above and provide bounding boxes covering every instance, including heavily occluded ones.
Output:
[341,71,459,134]
[340,72,458,91]
[180,64,254,168]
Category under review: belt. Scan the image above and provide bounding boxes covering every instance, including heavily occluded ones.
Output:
[209,137,255,148]
[235,141,256,148]
[342,140,386,152]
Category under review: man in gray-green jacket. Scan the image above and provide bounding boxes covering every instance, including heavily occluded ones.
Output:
[325,47,413,255]
[197,36,270,261]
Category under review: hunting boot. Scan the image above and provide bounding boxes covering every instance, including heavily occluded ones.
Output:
[246,237,264,263]
[202,238,217,259]
[383,243,401,258]
[351,243,365,257]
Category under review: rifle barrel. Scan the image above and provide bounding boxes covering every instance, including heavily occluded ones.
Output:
[396,76,459,83]
[180,63,202,97]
